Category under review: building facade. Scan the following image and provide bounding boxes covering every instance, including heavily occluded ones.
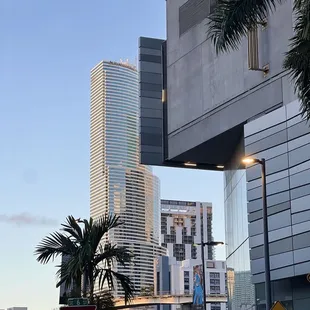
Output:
[161,199,214,261]
[59,254,74,304]
[138,0,310,308]
[245,100,310,309]
[224,142,256,309]
[155,256,227,310]
[90,60,166,296]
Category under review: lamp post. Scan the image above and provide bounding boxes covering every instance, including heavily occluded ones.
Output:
[242,157,272,310]
[194,240,224,310]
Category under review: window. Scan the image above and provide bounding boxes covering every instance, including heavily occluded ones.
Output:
[170,226,176,235]
[210,272,220,278]
[164,234,176,244]
[211,302,221,310]
[210,285,221,295]
[174,244,185,261]
[157,271,160,293]
[207,261,215,268]
[184,270,190,292]
[191,245,197,259]
[182,235,193,244]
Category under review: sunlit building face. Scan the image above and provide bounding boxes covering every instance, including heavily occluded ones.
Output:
[90,61,166,296]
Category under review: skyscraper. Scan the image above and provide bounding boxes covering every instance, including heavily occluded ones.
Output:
[90,60,166,296]
[160,200,214,261]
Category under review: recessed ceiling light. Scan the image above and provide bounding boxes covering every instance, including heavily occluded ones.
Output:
[184,162,197,167]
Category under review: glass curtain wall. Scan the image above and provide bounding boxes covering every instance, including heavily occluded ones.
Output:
[224,138,255,310]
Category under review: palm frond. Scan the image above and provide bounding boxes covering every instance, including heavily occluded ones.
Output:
[35,214,132,302]
[61,215,84,242]
[283,0,310,120]
[35,232,76,264]
[94,243,134,267]
[90,214,122,253]
[208,0,284,54]
[98,268,134,305]
[55,255,83,289]
[91,291,115,310]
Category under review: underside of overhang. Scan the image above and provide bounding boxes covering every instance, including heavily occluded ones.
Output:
[163,124,245,171]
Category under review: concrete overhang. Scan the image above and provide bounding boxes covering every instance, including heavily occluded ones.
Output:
[167,124,244,167]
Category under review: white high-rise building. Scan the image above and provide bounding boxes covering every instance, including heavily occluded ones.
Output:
[90,60,166,296]
[155,256,227,310]
[161,200,214,261]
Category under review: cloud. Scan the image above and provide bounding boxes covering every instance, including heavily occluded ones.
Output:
[0,212,58,226]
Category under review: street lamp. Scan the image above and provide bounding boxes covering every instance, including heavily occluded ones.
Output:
[193,241,224,310]
[242,157,272,310]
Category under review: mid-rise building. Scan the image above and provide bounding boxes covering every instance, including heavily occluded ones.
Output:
[161,200,214,261]
[155,256,226,310]
[138,0,310,308]
[90,60,166,296]
[59,254,76,304]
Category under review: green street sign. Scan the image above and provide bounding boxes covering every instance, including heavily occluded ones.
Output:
[68,298,89,306]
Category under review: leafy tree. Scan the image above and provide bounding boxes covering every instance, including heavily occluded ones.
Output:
[92,290,115,310]
[208,0,310,119]
[35,214,134,305]
[140,285,154,296]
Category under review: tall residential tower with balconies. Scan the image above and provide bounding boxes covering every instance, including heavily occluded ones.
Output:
[90,60,166,296]
[160,200,214,261]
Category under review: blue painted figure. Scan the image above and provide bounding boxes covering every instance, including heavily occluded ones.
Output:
[193,266,203,305]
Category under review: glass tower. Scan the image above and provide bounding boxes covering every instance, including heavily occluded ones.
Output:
[90,61,166,296]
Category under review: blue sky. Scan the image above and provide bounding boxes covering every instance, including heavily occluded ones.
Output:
[0,1,225,310]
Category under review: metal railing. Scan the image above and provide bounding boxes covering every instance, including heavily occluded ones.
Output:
[154,291,226,297]
[114,293,228,308]
[115,293,226,300]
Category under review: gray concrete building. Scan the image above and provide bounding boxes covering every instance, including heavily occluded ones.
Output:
[139,0,310,308]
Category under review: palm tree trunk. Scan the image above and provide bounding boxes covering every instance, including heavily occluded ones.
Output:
[82,271,88,298]
[89,269,95,305]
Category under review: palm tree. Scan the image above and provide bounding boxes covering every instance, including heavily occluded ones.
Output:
[208,0,310,120]
[92,290,115,310]
[35,214,134,305]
